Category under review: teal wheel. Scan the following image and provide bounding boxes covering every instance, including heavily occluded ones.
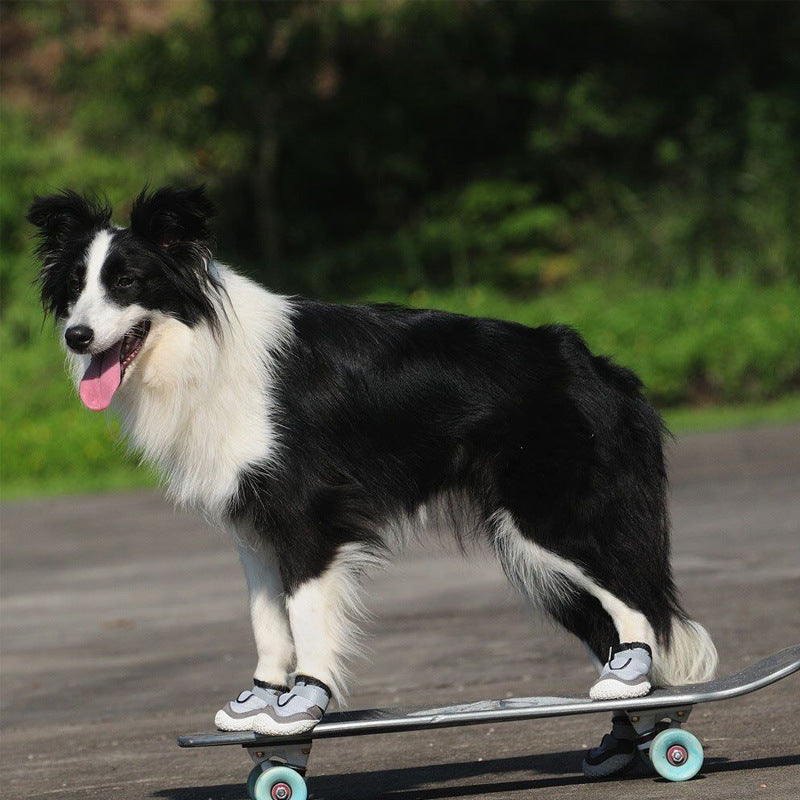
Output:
[254,765,307,800]
[650,728,704,782]
[247,764,264,800]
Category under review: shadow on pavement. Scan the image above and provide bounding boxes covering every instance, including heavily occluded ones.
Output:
[702,753,800,775]
[153,750,800,800]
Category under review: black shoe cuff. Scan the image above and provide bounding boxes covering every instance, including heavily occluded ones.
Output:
[611,641,652,658]
[254,678,290,693]
[294,674,332,697]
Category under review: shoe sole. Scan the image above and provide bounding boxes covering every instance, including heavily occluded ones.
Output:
[214,709,265,732]
[252,716,321,736]
[589,678,652,701]
[215,710,318,735]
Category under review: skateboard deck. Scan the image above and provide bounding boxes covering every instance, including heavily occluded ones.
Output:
[180,644,799,746]
[178,645,800,796]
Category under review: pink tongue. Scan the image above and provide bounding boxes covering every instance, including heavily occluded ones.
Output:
[79,342,123,411]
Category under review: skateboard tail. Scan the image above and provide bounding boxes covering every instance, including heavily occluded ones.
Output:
[653,618,718,686]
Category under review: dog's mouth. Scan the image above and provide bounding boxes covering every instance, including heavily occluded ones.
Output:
[120,320,151,373]
[79,320,151,411]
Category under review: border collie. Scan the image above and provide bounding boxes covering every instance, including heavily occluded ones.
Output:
[28,186,717,761]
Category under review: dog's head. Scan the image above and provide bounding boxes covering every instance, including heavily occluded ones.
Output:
[27,185,220,410]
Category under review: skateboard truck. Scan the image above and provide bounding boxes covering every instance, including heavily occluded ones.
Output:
[626,704,693,750]
[246,740,312,774]
[622,705,708,780]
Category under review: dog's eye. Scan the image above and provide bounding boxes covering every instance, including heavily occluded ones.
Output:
[69,275,82,294]
[116,274,134,289]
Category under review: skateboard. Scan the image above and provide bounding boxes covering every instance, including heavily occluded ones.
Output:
[179,644,800,800]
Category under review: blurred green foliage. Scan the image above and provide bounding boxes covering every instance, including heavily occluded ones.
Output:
[2,1,799,496]
[4,1,799,295]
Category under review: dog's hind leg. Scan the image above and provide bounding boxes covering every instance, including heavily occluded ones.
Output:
[490,510,658,696]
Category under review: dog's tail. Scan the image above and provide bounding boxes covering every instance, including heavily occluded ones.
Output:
[652,617,718,686]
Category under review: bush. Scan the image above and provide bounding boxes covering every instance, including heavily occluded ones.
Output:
[5,1,797,297]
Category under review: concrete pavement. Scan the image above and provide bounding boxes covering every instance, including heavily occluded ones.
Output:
[2,424,799,799]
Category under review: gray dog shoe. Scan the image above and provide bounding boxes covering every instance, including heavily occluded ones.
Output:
[590,642,653,700]
[582,715,639,777]
[215,680,288,732]
[251,675,331,736]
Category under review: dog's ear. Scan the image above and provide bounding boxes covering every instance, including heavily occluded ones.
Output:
[27,191,112,317]
[27,190,112,261]
[130,185,221,332]
[129,185,215,251]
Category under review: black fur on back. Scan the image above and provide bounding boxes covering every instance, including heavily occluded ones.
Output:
[230,300,684,661]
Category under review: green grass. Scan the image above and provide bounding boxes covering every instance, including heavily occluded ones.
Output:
[2,276,798,500]
[2,464,156,502]
[663,393,800,433]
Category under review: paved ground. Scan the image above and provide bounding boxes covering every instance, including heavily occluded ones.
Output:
[2,424,799,800]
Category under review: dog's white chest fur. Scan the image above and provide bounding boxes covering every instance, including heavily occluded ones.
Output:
[109,268,292,522]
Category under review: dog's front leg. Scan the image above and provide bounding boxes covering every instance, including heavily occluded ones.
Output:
[235,535,295,686]
[214,527,295,732]
[244,543,366,736]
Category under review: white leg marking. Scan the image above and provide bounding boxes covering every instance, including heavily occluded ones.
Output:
[285,544,381,702]
[491,510,656,650]
[233,527,294,686]
[589,585,656,648]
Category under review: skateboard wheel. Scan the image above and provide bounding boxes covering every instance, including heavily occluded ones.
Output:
[254,765,307,800]
[247,764,264,800]
[650,728,704,782]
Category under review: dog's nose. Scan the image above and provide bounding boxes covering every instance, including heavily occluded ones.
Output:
[65,324,95,353]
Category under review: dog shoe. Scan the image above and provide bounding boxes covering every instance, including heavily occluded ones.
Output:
[251,675,331,736]
[582,732,638,777]
[582,714,639,777]
[215,680,288,732]
[589,642,652,700]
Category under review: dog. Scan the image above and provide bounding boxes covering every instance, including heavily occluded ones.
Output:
[28,185,717,769]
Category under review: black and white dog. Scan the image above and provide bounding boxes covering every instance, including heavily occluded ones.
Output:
[28,186,716,764]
